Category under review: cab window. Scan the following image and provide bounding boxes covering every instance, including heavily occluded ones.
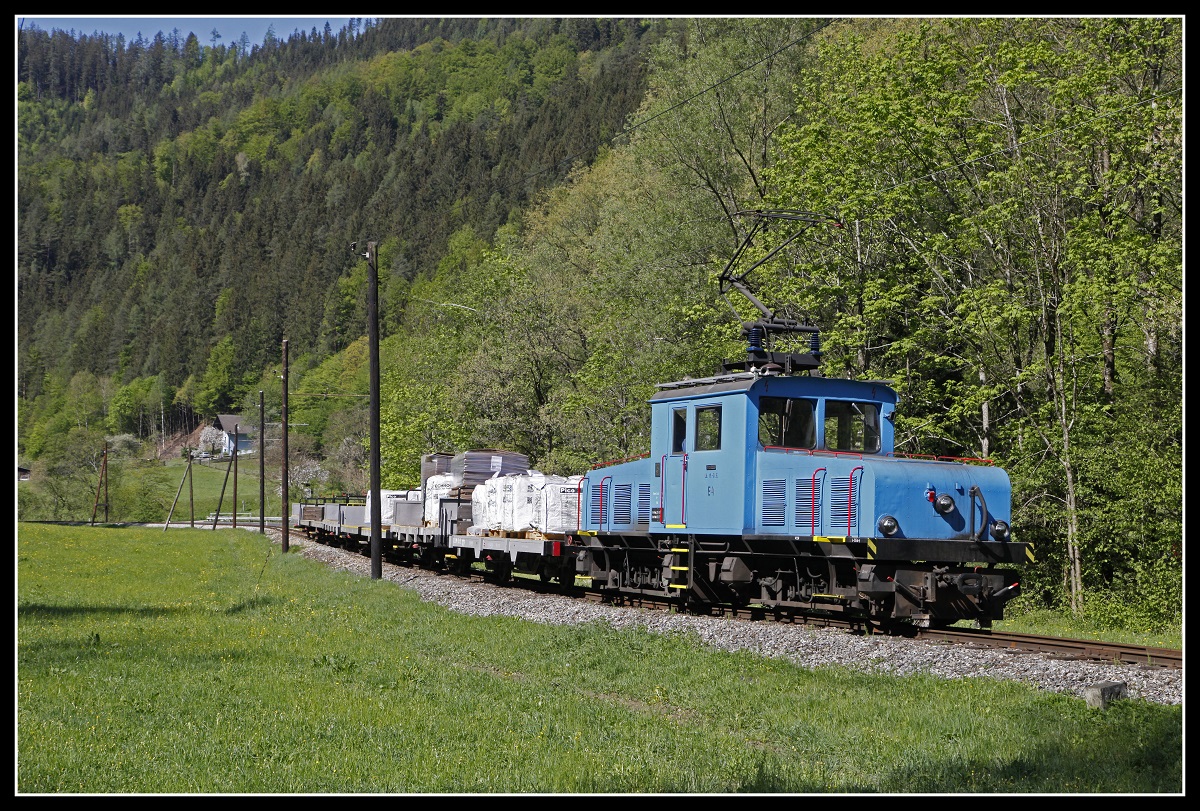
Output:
[695,406,721,451]
[758,397,816,449]
[671,407,687,454]
[823,400,881,453]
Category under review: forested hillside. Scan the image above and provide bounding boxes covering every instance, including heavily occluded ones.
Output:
[17,18,1182,627]
[18,17,656,409]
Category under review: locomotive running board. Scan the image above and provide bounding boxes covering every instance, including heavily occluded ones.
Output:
[742,535,1035,565]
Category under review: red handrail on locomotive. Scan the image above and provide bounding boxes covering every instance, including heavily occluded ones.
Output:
[847,465,863,536]
[810,467,826,536]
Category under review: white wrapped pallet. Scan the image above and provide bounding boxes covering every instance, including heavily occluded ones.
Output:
[471,484,490,533]
[509,472,547,533]
[364,489,412,524]
[423,474,455,526]
[542,475,585,534]
[498,476,517,532]
[482,477,502,530]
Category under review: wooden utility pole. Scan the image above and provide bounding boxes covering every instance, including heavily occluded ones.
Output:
[232,423,238,528]
[212,446,235,531]
[282,338,289,554]
[366,241,382,579]
[90,442,108,525]
[259,391,266,534]
[165,455,193,531]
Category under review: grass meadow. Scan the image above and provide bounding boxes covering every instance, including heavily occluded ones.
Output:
[157,455,281,524]
[17,453,289,526]
[16,522,1183,794]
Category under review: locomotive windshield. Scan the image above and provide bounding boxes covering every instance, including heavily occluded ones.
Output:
[759,396,882,453]
[759,397,817,449]
[824,400,881,453]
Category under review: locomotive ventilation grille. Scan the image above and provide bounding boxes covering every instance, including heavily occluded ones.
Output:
[591,482,652,526]
[829,475,859,532]
[614,483,633,524]
[795,477,821,528]
[761,478,787,527]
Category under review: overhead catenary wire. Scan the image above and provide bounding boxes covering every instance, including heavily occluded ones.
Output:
[363,23,1180,340]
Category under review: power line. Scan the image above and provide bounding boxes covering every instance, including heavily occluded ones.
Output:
[509,19,1177,216]
[620,19,838,138]
[289,393,369,398]
[410,297,481,313]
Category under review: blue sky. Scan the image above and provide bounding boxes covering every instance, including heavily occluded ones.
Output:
[17,16,359,47]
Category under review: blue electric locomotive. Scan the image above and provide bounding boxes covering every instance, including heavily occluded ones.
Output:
[571,362,1030,627]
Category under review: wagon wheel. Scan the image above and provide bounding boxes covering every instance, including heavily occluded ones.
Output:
[558,558,577,589]
[490,554,513,584]
[450,550,473,576]
[688,598,714,616]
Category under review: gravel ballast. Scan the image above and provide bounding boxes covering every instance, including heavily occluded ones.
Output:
[271,531,1182,707]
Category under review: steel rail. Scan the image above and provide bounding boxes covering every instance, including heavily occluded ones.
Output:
[296,527,1182,671]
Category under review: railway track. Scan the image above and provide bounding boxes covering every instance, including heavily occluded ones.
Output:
[464,562,1186,671]
[325,533,1184,672]
[914,627,1182,670]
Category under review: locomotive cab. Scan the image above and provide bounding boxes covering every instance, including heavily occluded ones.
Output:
[579,368,1032,628]
[648,372,898,536]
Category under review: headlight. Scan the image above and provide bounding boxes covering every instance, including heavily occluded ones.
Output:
[877,515,899,536]
[990,520,1011,541]
[934,493,956,515]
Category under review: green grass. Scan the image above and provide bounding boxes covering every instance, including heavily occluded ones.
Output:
[990,607,1182,650]
[158,455,283,520]
[18,523,1182,794]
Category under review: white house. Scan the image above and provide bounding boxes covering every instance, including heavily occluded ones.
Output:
[216,415,255,456]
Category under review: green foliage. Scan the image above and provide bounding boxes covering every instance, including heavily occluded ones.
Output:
[108,375,172,436]
[317,263,369,355]
[18,450,283,525]
[20,424,107,521]
[378,335,473,489]
[109,462,174,523]
[18,17,659,400]
[766,18,1181,617]
[290,335,369,447]
[194,336,258,417]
